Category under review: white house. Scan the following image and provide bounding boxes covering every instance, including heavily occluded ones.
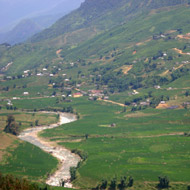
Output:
[24,70,30,74]
[23,92,29,95]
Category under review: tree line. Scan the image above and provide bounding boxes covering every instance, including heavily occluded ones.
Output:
[0,172,50,190]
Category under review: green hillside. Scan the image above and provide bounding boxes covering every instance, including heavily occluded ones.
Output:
[0,1,190,189]
[31,0,189,43]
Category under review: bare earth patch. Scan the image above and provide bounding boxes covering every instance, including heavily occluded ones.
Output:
[156,103,169,109]
[125,112,158,118]
[160,69,170,76]
[98,99,125,107]
[56,49,62,56]
[121,65,133,74]
[173,48,190,55]
[177,33,190,40]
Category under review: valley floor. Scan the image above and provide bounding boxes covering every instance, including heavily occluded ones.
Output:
[0,97,189,189]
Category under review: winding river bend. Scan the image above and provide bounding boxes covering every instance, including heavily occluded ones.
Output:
[18,112,81,188]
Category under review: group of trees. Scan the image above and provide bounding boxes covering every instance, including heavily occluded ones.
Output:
[157,176,170,189]
[184,132,190,137]
[32,106,74,114]
[95,176,134,190]
[69,149,88,182]
[3,115,41,135]
[0,172,49,190]
[125,93,170,111]
[6,105,17,110]
[71,149,88,161]
[2,84,27,92]
[70,167,77,181]
[4,115,19,136]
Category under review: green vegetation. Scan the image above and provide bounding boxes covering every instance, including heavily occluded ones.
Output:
[10,97,189,189]
[0,0,190,189]
[157,176,170,189]
[0,142,58,181]
[0,172,50,190]
[4,115,19,135]
[0,110,58,131]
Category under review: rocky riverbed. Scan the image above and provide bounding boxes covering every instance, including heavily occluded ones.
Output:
[18,112,81,187]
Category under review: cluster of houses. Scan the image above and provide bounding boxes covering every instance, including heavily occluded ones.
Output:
[7,99,13,106]
[131,101,150,107]
[72,89,109,100]
[23,66,64,78]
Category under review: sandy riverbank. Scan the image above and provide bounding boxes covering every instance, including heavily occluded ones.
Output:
[19,112,81,187]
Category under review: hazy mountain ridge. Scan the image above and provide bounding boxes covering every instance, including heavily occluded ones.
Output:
[0,19,43,45]
[0,0,84,44]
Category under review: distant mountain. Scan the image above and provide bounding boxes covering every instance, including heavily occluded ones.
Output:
[0,19,43,45]
[0,0,63,30]
[0,0,84,44]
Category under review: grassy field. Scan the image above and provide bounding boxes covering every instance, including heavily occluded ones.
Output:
[0,142,58,181]
[8,97,190,189]
[0,110,58,131]
[0,109,59,184]
[0,76,56,98]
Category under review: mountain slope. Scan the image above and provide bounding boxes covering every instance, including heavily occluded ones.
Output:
[31,0,189,43]
[0,0,190,78]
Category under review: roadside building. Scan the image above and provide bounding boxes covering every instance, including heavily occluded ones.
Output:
[23,92,29,95]
[73,93,83,98]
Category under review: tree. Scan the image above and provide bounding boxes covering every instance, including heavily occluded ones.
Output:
[85,134,89,140]
[118,176,127,190]
[35,120,39,126]
[110,177,117,190]
[185,90,190,97]
[52,91,56,96]
[124,101,130,106]
[70,167,77,181]
[59,179,65,187]
[23,84,27,88]
[100,179,108,190]
[6,115,15,125]
[157,176,170,189]
[4,115,19,136]
[56,98,59,104]
[128,176,134,187]
[123,106,127,112]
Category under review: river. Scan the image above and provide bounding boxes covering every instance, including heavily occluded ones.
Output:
[18,112,81,188]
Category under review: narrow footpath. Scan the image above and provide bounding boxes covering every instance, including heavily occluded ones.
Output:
[18,112,81,187]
